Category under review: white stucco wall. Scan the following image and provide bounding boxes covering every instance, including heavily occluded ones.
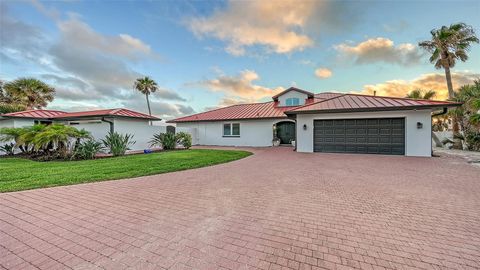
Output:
[176,118,294,147]
[0,119,14,128]
[113,118,168,150]
[277,90,308,106]
[296,110,432,157]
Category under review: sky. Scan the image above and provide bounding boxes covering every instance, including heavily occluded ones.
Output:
[1,0,479,120]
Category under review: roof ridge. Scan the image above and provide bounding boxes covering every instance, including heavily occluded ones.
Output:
[287,93,348,112]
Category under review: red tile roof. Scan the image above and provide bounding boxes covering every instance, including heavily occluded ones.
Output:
[1,108,160,120]
[1,109,66,118]
[170,92,461,123]
[287,93,462,114]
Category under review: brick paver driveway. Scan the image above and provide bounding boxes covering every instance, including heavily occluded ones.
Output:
[1,148,479,270]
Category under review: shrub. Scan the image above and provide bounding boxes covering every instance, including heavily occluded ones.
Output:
[102,132,135,156]
[0,143,15,156]
[72,139,104,160]
[176,132,192,149]
[150,132,176,150]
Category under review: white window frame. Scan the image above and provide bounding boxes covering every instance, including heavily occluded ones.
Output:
[223,123,240,137]
[286,97,300,106]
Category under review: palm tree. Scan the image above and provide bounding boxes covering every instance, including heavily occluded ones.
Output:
[406,89,436,100]
[3,78,55,110]
[419,23,478,99]
[133,77,158,117]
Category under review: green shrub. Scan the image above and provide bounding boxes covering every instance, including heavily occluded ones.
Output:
[176,132,192,149]
[102,132,135,156]
[72,139,104,160]
[150,132,176,150]
[0,143,15,156]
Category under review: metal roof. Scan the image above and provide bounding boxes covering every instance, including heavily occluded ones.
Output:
[1,108,160,120]
[170,92,461,123]
[286,93,462,114]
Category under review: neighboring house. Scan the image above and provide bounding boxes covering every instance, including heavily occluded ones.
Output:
[170,87,461,157]
[0,108,172,151]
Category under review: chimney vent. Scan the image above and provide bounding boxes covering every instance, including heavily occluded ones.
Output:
[373,90,377,96]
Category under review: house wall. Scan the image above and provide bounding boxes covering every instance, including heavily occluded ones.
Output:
[0,119,15,128]
[296,110,432,157]
[176,118,294,147]
[277,90,308,106]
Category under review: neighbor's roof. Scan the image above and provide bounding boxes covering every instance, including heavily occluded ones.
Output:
[169,92,341,123]
[286,93,462,114]
[1,108,160,120]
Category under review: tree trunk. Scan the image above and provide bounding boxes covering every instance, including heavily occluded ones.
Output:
[444,66,455,99]
[145,93,152,125]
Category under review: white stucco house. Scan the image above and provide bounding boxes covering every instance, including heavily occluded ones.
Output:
[170,87,461,157]
[0,108,176,151]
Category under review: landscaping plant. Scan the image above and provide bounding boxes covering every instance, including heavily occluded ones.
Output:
[0,143,15,156]
[102,132,135,156]
[176,132,192,149]
[150,132,176,150]
[72,139,104,160]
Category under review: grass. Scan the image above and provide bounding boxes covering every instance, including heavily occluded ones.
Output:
[0,149,252,193]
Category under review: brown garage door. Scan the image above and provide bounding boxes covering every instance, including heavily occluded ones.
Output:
[314,118,405,155]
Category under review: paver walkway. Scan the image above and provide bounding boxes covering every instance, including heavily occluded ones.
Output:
[1,147,479,270]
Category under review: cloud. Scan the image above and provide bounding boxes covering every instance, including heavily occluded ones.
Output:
[382,21,409,33]
[187,0,320,55]
[315,68,333,79]
[355,71,480,100]
[197,70,284,101]
[121,98,195,119]
[335,37,422,66]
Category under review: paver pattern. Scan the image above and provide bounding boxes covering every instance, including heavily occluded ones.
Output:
[1,147,479,270]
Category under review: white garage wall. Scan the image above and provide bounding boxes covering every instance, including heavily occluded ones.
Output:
[113,118,167,150]
[296,110,432,157]
[176,118,294,147]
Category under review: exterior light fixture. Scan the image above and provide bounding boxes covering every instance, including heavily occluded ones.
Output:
[303,124,307,130]
[417,122,423,129]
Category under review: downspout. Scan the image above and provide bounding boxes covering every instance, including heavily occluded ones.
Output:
[101,117,114,134]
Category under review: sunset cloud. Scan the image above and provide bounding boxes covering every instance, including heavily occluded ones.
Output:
[315,68,333,79]
[187,0,322,55]
[198,70,284,101]
[335,37,422,66]
[355,72,480,100]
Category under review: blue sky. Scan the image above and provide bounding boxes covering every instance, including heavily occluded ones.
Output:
[1,0,479,119]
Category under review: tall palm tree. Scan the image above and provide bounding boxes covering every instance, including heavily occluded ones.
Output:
[133,76,158,117]
[419,23,478,99]
[3,78,55,110]
[406,89,436,100]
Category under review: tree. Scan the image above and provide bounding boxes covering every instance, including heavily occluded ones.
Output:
[3,78,55,110]
[406,89,436,100]
[133,76,158,117]
[0,80,27,113]
[419,23,478,99]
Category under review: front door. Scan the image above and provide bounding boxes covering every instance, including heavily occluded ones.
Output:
[276,122,295,144]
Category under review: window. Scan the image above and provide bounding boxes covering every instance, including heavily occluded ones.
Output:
[223,123,240,136]
[286,97,300,106]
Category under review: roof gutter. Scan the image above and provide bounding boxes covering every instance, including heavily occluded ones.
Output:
[432,107,448,117]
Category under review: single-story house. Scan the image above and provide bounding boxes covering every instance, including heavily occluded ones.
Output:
[169,87,461,157]
[0,108,175,151]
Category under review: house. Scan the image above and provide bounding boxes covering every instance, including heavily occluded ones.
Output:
[0,108,173,151]
[169,87,461,157]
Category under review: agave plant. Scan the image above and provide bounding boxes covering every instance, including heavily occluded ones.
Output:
[150,132,176,150]
[72,139,104,160]
[102,132,135,156]
[0,142,15,156]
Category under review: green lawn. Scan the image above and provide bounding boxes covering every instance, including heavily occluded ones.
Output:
[0,149,252,193]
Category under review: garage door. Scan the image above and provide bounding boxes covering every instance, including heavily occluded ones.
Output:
[314,118,405,155]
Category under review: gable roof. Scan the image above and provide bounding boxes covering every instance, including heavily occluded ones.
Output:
[272,87,314,100]
[286,93,462,114]
[1,108,160,120]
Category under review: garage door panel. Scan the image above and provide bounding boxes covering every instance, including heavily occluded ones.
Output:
[314,118,405,155]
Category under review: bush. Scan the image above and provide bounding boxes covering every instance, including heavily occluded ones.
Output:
[176,132,192,149]
[72,139,104,160]
[150,132,176,150]
[102,132,135,156]
[0,143,15,156]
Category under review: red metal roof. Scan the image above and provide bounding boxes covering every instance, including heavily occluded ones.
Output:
[170,92,461,123]
[1,109,66,118]
[1,108,160,120]
[287,93,462,114]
